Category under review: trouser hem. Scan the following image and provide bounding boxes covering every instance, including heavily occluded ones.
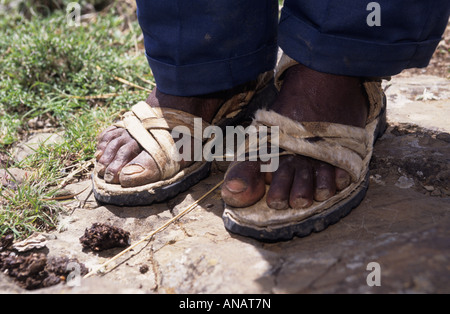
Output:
[278,8,442,77]
[146,43,278,96]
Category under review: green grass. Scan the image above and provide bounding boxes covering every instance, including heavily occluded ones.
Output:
[0,0,154,239]
[0,168,63,238]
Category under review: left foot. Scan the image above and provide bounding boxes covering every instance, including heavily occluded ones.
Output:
[222,64,369,209]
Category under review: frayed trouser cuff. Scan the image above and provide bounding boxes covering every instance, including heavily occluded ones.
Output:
[278,8,442,78]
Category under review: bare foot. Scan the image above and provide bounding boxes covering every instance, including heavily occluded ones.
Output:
[222,64,369,209]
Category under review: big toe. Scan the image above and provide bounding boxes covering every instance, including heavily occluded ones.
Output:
[97,131,140,180]
[103,141,142,184]
[119,151,162,188]
[222,161,266,208]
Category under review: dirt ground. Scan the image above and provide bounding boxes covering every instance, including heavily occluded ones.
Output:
[0,30,449,294]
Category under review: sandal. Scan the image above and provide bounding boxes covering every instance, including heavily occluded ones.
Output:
[222,54,388,241]
[92,71,276,206]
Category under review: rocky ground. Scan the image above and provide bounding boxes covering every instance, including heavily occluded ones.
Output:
[1,49,449,294]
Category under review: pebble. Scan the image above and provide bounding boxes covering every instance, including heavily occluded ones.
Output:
[395,176,415,189]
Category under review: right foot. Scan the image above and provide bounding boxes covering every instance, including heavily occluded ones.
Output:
[95,88,224,187]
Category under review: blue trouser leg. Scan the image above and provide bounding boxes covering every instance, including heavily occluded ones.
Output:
[136,1,449,96]
[136,0,279,96]
[279,0,450,77]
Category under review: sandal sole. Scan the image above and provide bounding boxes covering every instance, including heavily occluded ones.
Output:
[93,162,211,207]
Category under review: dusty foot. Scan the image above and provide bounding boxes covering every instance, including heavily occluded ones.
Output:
[222,64,369,209]
[95,88,224,187]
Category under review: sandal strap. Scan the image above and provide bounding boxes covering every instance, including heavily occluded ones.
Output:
[252,110,370,181]
[211,70,274,126]
[132,102,210,141]
[363,80,384,124]
[117,101,210,180]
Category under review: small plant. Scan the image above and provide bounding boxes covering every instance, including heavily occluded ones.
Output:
[0,168,63,239]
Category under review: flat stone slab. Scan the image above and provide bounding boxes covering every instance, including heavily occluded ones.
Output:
[384,75,450,132]
[12,132,63,162]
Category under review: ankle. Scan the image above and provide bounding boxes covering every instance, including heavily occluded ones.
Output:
[272,64,369,128]
[146,79,258,123]
[145,88,224,123]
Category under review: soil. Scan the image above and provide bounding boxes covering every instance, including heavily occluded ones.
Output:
[0,235,88,290]
[0,235,14,251]
[79,223,130,252]
[370,123,450,197]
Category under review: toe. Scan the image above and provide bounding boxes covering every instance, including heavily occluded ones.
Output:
[97,134,129,176]
[266,159,294,210]
[289,159,314,209]
[119,151,162,187]
[97,130,140,178]
[335,167,351,190]
[314,161,336,202]
[96,126,122,160]
[103,141,141,184]
[222,161,266,208]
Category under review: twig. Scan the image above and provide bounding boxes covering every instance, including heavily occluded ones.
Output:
[66,91,142,100]
[56,159,94,189]
[40,184,90,202]
[83,179,224,279]
[137,75,157,87]
[96,66,152,92]
[40,159,93,202]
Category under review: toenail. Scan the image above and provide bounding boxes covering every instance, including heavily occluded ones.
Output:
[315,188,333,201]
[291,198,313,209]
[225,178,248,193]
[336,175,351,190]
[121,164,145,175]
[268,199,289,210]
[96,163,106,176]
[104,171,115,182]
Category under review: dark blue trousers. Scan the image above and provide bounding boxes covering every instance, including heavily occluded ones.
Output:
[136,0,449,96]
